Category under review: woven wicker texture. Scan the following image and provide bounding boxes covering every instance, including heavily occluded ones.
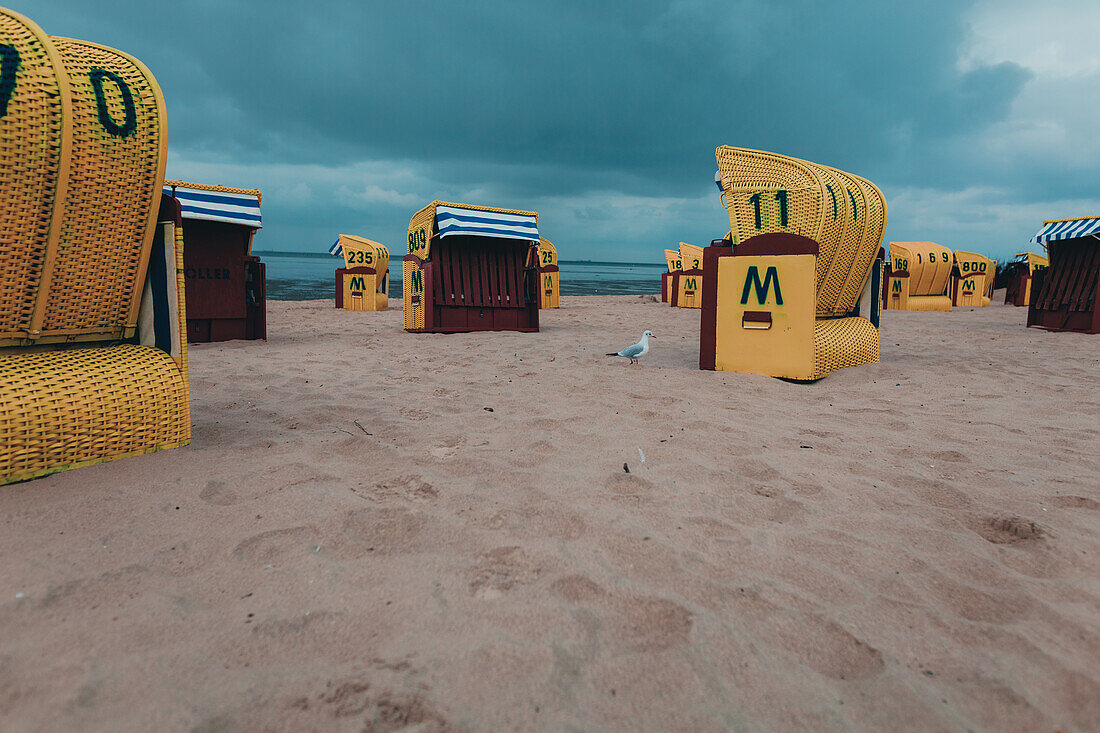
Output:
[0,344,189,484]
[826,167,887,316]
[402,259,423,330]
[41,37,166,340]
[716,147,824,244]
[664,249,681,272]
[715,147,887,318]
[811,166,855,313]
[813,316,879,379]
[0,9,70,343]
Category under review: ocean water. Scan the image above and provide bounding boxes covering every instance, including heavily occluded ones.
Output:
[255,251,666,300]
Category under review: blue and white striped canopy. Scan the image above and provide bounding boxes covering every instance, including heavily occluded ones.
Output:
[164,184,262,229]
[328,239,342,256]
[436,205,538,241]
[1031,216,1100,245]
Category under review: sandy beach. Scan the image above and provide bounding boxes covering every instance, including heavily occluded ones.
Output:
[1,293,1098,731]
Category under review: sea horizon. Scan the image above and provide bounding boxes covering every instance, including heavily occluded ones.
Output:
[254,250,666,301]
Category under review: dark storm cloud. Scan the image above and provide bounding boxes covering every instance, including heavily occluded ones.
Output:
[13,1,1089,257]
[22,1,1028,190]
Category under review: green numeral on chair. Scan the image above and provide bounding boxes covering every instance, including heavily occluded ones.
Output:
[748,190,788,229]
[0,44,19,120]
[89,68,137,138]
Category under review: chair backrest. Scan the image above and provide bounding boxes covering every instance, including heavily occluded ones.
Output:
[715,146,887,318]
[679,242,704,271]
[664,248,682,272]
[538,237,557,267]
[954,250,995,292]
[339,234,389,275]
[1025,252,1049,275]
[890,242,953,296]
[0,9,166,347]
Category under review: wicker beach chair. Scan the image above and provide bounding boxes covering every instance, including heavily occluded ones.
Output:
[700,147,886,379]
[661,248,682,302]
[671,242,705,308]
[165,180,266,340]
[951,250,996,307]
[1027,216,1100,333]
[884,242,954,311]
[333,234,390,311]
[403,201,540,332]
[0,8,189,485]
[1005,252,1048,307]
[537,237,560,308]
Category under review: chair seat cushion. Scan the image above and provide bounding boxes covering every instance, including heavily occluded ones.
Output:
[813,316,879,379]
[1,344,189,484]
[907,295,953,312]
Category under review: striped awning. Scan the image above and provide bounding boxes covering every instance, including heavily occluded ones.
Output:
[436,205,538,241]
[1031,216,1100,245]
[328,239,342,256]
[164,184,262,229]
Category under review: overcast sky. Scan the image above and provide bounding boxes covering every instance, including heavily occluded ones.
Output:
[18,0,1100,260]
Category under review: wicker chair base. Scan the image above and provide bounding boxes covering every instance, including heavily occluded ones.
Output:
[905,296,953,312]
[0,344,190,485]
[812,316,880,380]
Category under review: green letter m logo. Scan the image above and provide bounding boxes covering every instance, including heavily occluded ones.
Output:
[740,266,782,305]
[409,269,423,294]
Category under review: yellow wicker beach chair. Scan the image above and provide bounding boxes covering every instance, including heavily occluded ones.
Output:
[885,242,953,311]
[334,234,389,311]
[951,250,996,307]
[0,8,189,485]
[700,147,886,380]
[661,248,682,302]
[537,237,559,308]
[672,242,705,308]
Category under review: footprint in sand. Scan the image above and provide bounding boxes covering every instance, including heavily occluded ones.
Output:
[970,514,1046,544]
[550,574,607,603]
[767,614,884,680]
[429,436,465,460]
[351,475,438,504]
[926,573,1033,624]
[549,574,693,652]
[468,546,544,599]
[1048,495,1100,511]
[199,480,238,506]
[618,596,694,652]
[337,508,425,556]
[294,678,451,730]
[232,526,320,564]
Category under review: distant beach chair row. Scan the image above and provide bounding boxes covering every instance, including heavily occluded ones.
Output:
[881,243,996,311]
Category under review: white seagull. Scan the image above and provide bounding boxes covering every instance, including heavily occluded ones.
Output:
[607,330,655,364]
